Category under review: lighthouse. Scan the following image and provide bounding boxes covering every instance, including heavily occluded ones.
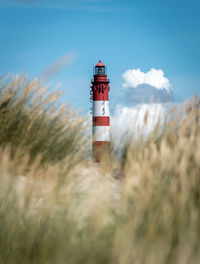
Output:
[91,60,110,162]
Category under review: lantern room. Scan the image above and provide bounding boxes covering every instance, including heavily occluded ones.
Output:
[94,60,107,75]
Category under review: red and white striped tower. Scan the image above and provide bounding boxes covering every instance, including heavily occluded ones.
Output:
[91,60,110,162]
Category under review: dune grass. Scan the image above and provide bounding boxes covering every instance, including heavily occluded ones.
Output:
[0,74,88,167]
[0,75,199,264]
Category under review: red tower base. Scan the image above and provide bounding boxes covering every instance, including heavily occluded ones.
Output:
[92,141,110,163]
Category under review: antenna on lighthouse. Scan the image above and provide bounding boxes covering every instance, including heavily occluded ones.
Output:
[91,60,110,162]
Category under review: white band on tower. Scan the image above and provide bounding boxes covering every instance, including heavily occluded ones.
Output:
[92,126,110,141]
[93,101,109,117]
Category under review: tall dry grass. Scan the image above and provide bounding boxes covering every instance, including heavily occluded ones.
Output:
[0,75,199,264]
[0,74,88,167]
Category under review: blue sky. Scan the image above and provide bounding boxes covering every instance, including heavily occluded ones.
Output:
[0,0,200,114]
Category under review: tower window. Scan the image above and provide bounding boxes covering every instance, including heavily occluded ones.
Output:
[94,66,106,75]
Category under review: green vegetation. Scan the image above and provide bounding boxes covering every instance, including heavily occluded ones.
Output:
[0,75,199,264]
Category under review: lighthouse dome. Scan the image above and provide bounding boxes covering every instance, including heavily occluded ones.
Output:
[94,60,106,75]
[95,60,105,67]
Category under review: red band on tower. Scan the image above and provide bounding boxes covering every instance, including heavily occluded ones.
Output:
[93,116,110,126]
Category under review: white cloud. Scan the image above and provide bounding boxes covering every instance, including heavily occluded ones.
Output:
[122,68,170,92]
[111,103,168,151]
